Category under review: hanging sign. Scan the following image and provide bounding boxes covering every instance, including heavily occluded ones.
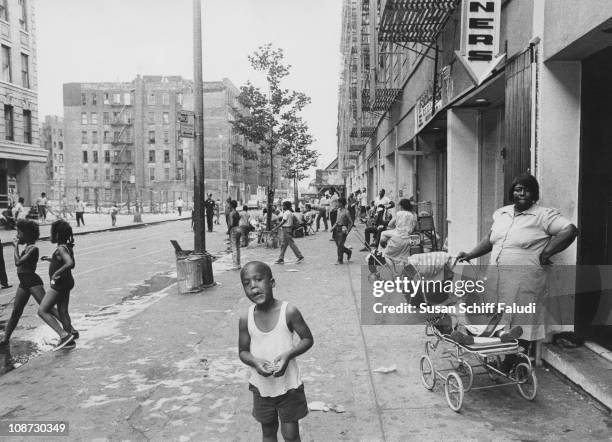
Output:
[177,110,195,138]
[455,0,505,85]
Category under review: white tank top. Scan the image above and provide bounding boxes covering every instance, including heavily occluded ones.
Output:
[247,301,302,397]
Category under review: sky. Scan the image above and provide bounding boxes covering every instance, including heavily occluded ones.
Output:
[34,0,343,172]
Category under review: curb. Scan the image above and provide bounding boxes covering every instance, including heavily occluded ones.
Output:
[1,217,191,247]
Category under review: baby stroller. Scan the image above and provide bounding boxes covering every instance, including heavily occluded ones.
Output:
[410,255,537,412]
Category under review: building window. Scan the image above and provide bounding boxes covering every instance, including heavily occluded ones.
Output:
[164,168,170,180]
[1,45,11,82]
[103,131,110,143]
[81,131,87,144]
[164,150,170,163]
[18,0,27,31]
[148,130,155,143]
[125,149,131,161]
[91,93,97,105]
[124,93,131,105]
[112,111,119,122]
[103,93,109,105]
[0,0,7,21]
[113,151,120,162]
[103,112,109,124]
[22,110,31,143]
[105,189,111,200]
[177,149,183,162]
[91,131,98,144]
[148,93,155,105]
[162,93,169,105]
[82,151,88,163]
[162,112,169,124]
[124,109,131,123]
[148,150,155,163]
[81,112,88,124]
[112,93,121,104]
[58,141,63,150]
[149,168,155,181]
[3,105,12,141]
[93,169,98,181]
[113,131,120,143]
[177,168,184,180]
[105,168,110,180]
[147,112,154,124]
[58,129,62,137]
[163,130,169,143]
[177,93,183,105]
[91,112,98,124]
[20,53,29,88]
[113,169,120,180]
[93,150,99,163]
[83,188,89,201]
[59,153,63,162]
[104,150,110,163]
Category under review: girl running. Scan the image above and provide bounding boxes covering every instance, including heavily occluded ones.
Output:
[0,220,70,346]
[39,220,77,350]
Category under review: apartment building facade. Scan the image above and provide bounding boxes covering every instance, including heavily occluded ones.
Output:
[0,0,44,207]
[338,0,612,364]
[41,115,64,200]
[63,76,266,208]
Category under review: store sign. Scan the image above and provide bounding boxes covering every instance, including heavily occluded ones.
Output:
[455,0,505,84]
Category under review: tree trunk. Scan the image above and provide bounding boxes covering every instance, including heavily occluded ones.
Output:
[266,147,274,231]
[293,174,299,210]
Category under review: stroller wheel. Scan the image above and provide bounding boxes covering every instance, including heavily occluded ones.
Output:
[419,355,436,390]
[515,363,537,400]
[444,371,464,412]
[456,360,474,392]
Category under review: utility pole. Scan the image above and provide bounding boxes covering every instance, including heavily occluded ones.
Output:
[193,0,206,253]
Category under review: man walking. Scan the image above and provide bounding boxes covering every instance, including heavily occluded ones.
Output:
[0,224,11,289]
[175,196,184,217]
[36,192,48,223]
[204,194,216,232]
[273,201,304,265]
[75,196,85,226]
[227,200,241,270]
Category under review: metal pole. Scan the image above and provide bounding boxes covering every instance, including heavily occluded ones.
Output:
[193,0,206,252]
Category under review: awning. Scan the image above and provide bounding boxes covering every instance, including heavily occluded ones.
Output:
[379,0,459,43]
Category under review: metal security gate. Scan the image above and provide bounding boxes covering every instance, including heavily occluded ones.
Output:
[504,48,533,203]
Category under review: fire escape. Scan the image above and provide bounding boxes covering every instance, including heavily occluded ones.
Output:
[110,102,134,188]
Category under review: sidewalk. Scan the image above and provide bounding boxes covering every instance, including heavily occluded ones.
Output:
[0,210,192,244]
[0,231,610,440]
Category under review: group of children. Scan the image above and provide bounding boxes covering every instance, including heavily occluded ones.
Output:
[0,219,78,351]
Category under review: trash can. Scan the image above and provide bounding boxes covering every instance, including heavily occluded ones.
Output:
[176,251,215,294]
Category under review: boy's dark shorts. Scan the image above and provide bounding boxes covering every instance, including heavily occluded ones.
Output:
[249,383,308,424]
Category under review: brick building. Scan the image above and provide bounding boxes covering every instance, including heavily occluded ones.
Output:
[40,115,64,200]
[62,76,267,209]
[0,0,44,207]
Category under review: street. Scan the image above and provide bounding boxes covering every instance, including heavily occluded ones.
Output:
[0,222,610,440]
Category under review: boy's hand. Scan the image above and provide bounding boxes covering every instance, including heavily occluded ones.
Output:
[272,353,290,377]
[40,255,50,261]
[254,358,274,377]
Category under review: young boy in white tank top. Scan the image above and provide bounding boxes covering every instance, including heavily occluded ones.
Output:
[239,261,314,441]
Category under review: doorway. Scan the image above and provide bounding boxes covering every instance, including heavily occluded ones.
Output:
[578,46,612,349]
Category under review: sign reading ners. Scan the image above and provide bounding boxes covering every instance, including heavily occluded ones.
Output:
[455,0,505,85]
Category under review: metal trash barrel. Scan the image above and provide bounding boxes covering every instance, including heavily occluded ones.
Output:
[176,251,215,294]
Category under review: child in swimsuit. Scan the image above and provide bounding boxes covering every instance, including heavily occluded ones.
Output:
[0,220,68,346]
[39,220,77,351]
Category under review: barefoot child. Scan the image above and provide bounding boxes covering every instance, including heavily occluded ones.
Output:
[0,220,71,346]
[238,261,314,442]
[39,220,77,350]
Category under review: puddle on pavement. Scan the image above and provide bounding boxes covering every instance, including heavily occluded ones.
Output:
[0,272,177,378]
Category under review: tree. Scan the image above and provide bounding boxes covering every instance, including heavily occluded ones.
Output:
[279,117,319,209]
[231,44,311,230]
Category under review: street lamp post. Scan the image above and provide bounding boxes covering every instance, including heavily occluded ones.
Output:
[193,0,206,253]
